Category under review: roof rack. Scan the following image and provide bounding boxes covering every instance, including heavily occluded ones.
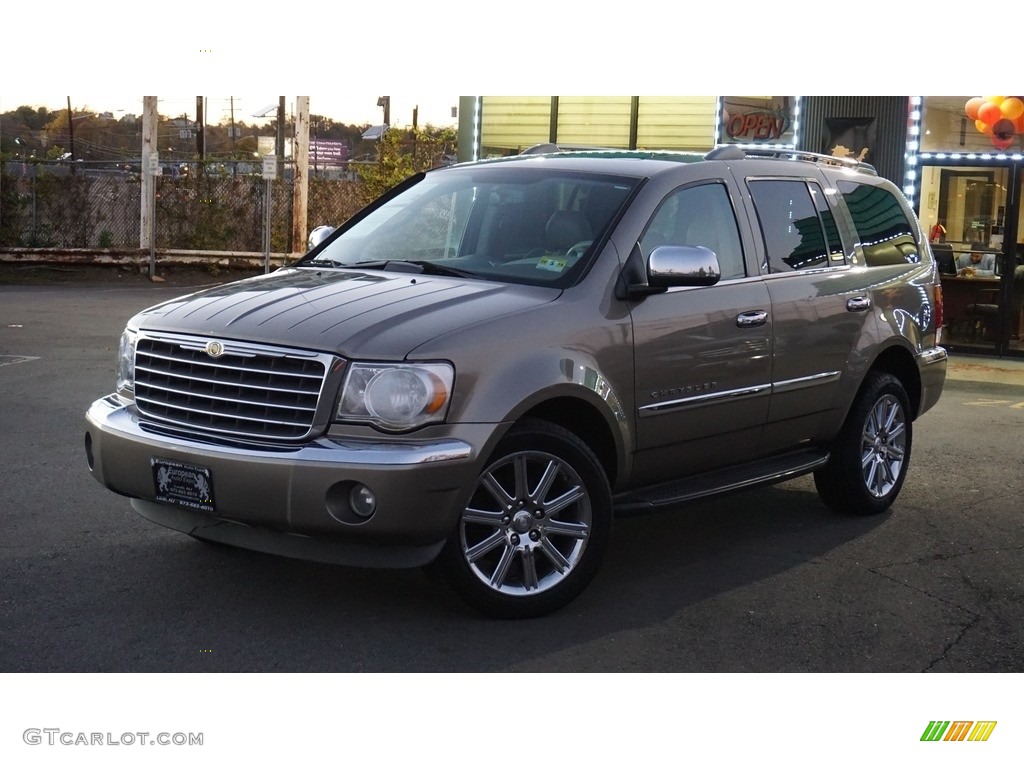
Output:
[704,145,878,176]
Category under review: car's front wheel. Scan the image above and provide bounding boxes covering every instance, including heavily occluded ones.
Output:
[436,419,612,619]
[814,371,912,515]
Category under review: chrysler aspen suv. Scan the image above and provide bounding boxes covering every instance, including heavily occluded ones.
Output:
[85,146,947,618]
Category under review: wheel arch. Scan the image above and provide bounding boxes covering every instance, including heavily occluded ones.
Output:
[515,396,622,489]
[866,343,922,418]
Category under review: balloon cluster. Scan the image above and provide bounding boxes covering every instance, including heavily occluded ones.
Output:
[965,96,1024,150]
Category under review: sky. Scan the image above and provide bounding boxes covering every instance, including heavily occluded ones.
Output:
[0,3,996,125]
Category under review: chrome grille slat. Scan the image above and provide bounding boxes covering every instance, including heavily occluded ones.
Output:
[136,349,323,380]
[134,365,320,398]
[135,380,318,413]
[133,334,332,441]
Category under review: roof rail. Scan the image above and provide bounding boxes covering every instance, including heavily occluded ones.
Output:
[704,145,878,176]
[521,143,561,155]
[519,142,626,155]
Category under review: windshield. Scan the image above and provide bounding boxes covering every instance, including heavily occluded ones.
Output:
[306,166,639,287]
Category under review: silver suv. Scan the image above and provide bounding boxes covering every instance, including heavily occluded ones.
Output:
[85,146,947,618]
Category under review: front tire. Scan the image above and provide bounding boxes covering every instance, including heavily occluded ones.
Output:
[437,419,612,619]
[814,371,912,516]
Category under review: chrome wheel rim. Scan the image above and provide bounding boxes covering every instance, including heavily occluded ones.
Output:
[460,450,591,596]
[860,394,907,498]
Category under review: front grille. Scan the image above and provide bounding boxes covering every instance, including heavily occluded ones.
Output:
[133,334,333,441]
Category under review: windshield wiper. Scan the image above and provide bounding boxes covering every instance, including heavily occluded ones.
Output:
[307,257,347,268]
[307,259,477,279]
[403,260,477,278]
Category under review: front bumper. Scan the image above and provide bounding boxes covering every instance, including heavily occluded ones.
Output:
[85,395,492,568]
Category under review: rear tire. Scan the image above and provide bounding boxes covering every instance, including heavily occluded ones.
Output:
[436,419,612,619]
[814,371,912,516]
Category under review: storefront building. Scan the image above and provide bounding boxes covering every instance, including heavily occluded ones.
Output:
[910,96,1024,358]
[460,95,1024,357]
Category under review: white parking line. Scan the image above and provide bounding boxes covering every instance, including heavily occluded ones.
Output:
[0,355,41,366]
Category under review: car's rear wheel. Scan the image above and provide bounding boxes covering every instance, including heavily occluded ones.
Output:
[814,371,912,515]
[436,419,612,619]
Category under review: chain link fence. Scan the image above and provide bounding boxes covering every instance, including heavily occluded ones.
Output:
[0,160,368,252]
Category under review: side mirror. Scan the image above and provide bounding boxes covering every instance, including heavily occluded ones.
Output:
[648,245,721,288]
[308,225,336,250]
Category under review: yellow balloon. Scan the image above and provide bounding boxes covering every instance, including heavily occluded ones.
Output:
[977,119,993,135]
[984,95,1006,106]
[1000,97,1024,120]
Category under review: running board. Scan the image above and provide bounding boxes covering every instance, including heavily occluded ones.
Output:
[613,448,830,515]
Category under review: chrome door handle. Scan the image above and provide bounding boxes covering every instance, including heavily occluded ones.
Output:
[846,296,872,312]
[736,310,768,327]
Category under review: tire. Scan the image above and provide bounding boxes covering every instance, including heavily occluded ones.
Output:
[436,419,612,619]
[814,371,912,516]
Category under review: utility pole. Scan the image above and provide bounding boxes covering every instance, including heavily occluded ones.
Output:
[276,96,285,180]
[140,97,159,250]
[66,96,76,171]
[292,96,310,254]
[195,96,206,170]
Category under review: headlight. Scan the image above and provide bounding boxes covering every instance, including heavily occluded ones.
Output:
[337,362,454,431]
[116,329,137,392]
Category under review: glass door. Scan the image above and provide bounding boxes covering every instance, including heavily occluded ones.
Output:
[918,160,1023,356]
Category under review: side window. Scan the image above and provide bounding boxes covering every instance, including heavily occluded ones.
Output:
[639,182,746,280]
[836,180,920,267]
[748,179,830,272]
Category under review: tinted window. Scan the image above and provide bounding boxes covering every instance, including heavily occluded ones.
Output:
[639,182,746,280]
[748,179,830,272]
[836,180,919,267]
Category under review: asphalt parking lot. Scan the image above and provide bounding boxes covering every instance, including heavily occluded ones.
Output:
[1,277,1023,673]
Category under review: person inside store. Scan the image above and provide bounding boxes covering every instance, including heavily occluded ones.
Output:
[957,249,996,277]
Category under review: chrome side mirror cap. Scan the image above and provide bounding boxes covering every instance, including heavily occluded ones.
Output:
[308,225,336,250]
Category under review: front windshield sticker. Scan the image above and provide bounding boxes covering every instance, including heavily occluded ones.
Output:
[537,256,569,272]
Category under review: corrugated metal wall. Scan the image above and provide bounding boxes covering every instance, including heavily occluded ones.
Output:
[799,96,909,186]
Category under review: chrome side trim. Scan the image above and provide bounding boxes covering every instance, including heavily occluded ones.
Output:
[771,370,842,394]
[639,384,771,413]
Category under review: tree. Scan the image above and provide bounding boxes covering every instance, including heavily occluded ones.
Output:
[355,126,457,205]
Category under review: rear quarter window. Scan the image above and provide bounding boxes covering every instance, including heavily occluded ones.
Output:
[836,180,920,267]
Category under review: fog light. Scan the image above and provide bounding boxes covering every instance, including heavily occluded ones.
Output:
[350,484,377,518]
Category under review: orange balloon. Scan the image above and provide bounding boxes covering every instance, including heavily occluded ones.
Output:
[1016,115,1024,133]
[978,101,1003,125]
[977,119,994,135]
[965,97,985,119]
[984,96,1006,106]
[1000,97,1024,120]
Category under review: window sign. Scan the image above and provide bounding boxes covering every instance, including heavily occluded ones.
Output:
[719,96,796,146]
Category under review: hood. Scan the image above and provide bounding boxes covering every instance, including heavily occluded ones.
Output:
[131,267,559,359]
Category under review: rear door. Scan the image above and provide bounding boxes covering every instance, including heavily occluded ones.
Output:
[738,170,879,453]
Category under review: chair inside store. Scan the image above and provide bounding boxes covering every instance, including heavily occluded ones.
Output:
[965,265,1024,341]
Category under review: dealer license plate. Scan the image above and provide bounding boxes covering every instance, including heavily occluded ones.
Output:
[151,458,215,513]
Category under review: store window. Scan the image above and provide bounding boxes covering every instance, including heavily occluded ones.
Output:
[920,96,1024,153]
[918,165,1012,251]
[555,97,633,148]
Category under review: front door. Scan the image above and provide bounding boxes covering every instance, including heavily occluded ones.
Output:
[630,180,772,484]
